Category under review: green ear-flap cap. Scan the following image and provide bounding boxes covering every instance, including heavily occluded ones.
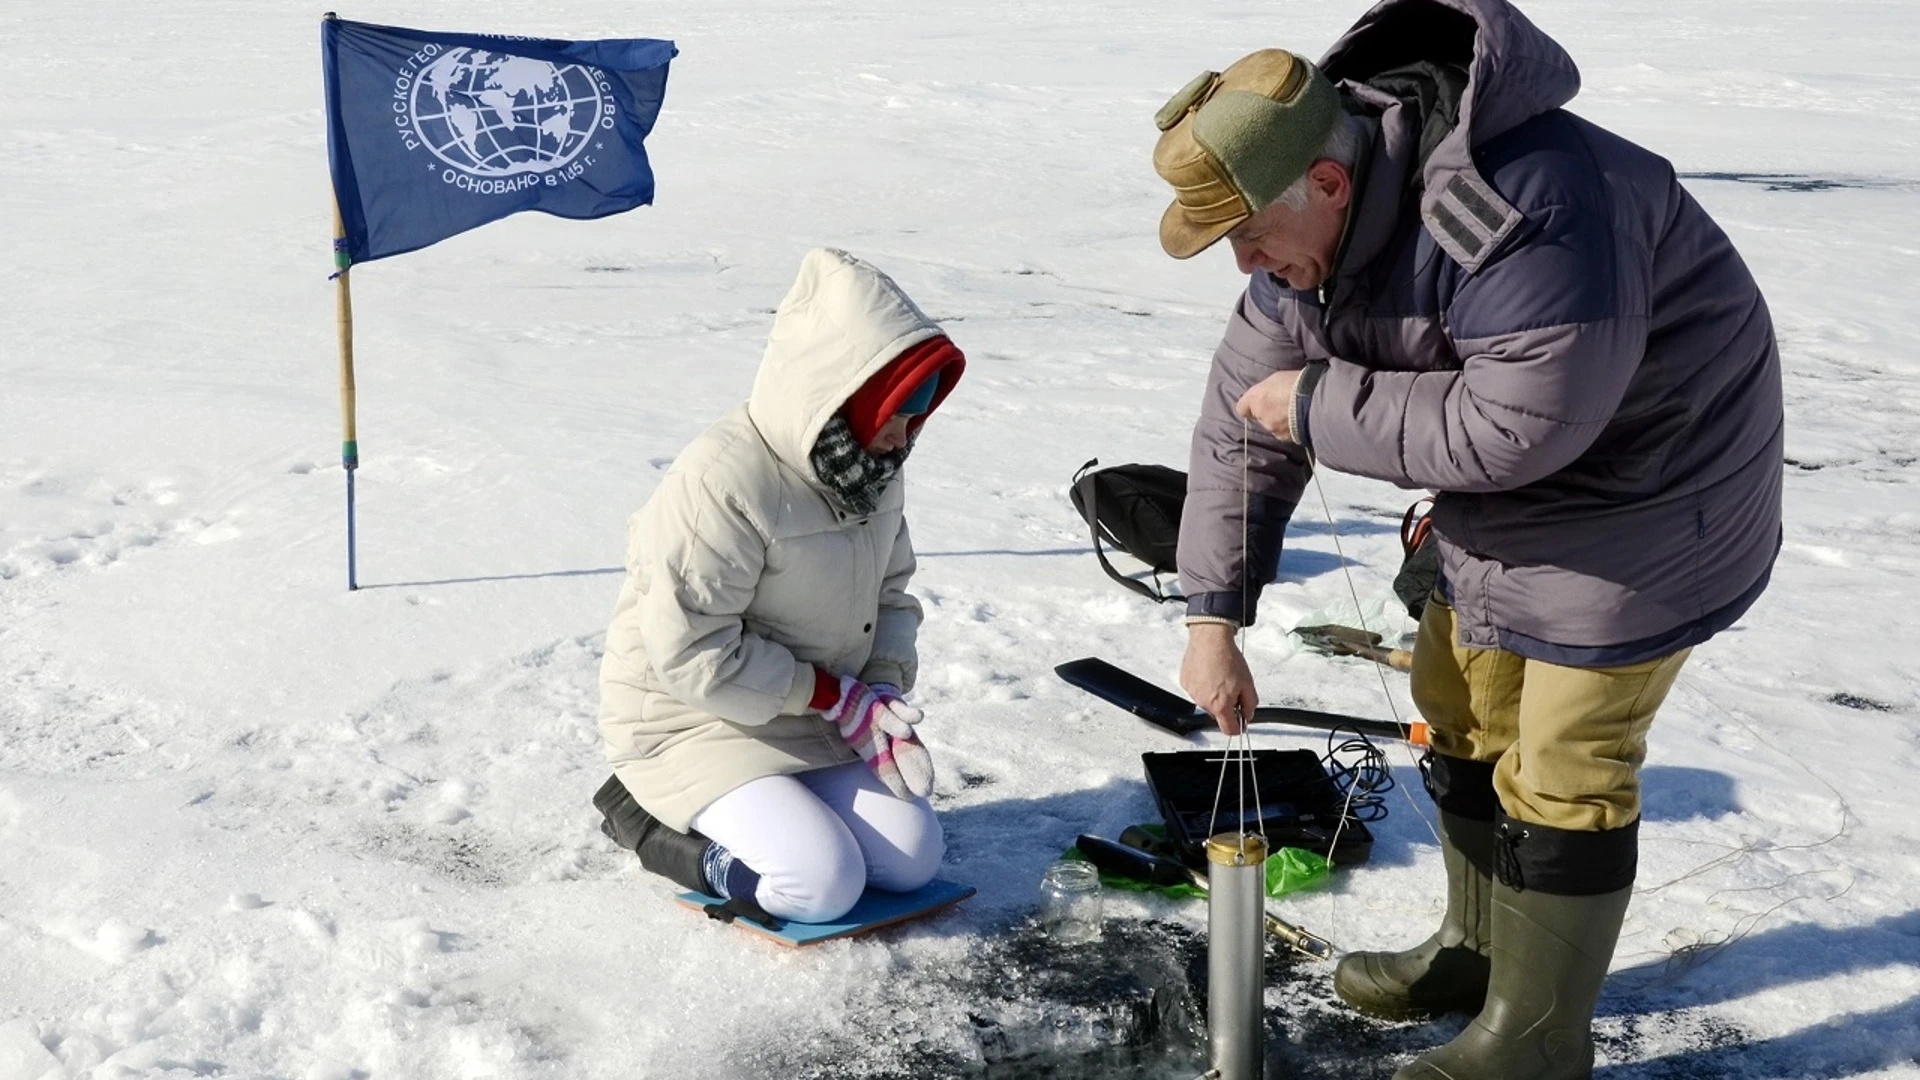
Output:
[1155,71,1221,132]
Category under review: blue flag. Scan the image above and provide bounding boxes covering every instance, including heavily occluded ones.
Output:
[321,17,676,266]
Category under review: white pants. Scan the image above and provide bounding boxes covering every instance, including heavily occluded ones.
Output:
[689,761,944,923]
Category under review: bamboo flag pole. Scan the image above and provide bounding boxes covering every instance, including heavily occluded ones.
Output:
[333,200,360,590]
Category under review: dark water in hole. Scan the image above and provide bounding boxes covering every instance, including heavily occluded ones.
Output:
[728,919,1203,1079]
[731,918,1430,1079]
[730,916,1762,1078]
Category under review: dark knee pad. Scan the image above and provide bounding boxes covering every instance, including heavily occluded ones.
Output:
[1492,807,1638,896]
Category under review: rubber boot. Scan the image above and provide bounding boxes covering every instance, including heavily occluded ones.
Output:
[592,773,713,895]
[1393,813,1636,1080]
[1334,811,1494,1018]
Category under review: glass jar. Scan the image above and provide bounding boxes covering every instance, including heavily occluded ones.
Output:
[1038,860,1104,943]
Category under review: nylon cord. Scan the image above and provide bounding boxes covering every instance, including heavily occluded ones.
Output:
[1291,443,1443,951]
[1209,419,1271,859]
[1304,451,1442,854]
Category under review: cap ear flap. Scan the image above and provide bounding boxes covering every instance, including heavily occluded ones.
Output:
[1155,70,1222,131]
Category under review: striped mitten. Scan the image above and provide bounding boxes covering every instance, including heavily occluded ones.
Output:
[819,673,934,799]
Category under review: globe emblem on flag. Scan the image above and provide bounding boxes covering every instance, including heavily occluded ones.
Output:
[410,49,606,177]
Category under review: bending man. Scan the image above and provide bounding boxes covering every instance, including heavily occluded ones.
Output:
[1152,2,1782,1077]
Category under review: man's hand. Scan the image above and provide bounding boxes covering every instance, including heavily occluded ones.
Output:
[1234,369,1303,442]
[1180,623,1259,735]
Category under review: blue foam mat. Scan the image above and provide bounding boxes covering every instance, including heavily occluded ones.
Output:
[675,877,975,947]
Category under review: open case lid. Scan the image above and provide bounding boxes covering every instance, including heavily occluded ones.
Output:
[1141,748,1374,869]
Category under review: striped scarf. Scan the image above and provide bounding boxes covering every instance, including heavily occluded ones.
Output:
[809,414,910,516]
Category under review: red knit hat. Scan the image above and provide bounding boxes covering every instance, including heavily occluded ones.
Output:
[843,335,966,448]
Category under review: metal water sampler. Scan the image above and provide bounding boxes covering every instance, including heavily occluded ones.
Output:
[1204,831,1268,1079]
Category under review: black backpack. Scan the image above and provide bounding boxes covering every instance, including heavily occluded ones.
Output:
[1069,459,1186,604]
[1070,459,1439,616]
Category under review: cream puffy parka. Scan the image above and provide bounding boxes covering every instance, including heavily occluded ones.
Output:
[597,249,943,831]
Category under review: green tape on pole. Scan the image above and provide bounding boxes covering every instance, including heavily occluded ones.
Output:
[333,237,352,272]
[342,440,359,469]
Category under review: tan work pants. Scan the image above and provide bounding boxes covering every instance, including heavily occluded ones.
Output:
[1410,596,1690,832]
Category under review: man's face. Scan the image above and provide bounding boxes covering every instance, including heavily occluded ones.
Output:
[1224,160,1353,290]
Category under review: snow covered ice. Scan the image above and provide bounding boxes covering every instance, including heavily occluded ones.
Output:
[4,0,1920,1077]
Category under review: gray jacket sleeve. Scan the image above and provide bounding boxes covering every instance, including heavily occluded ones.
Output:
[1179,278,1308,626]
[1303,204,1646,492]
